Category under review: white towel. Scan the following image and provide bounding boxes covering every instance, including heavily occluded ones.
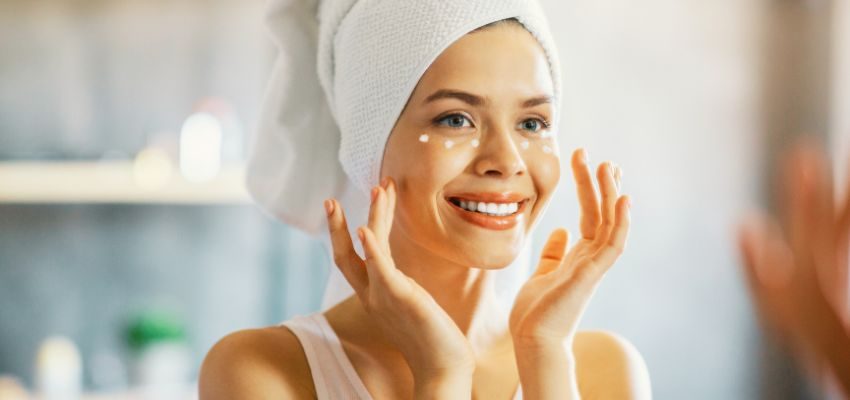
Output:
[246,0,562,236]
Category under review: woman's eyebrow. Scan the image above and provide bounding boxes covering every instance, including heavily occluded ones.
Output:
[424,89,484,106]
[522,95,553,108]
[423,89,553,109]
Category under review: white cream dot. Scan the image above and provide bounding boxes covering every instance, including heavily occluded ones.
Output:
[444,140,455,149]
[471,139,480,148]
[419,134,429,143]
[543,145,553,154]
[520,141,530,150]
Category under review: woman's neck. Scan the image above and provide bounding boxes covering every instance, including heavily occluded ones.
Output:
[384,226,511,355]
[327,225,514,358]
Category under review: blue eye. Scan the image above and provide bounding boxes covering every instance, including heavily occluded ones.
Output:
[436,114,473,129]
[519,118,550,134]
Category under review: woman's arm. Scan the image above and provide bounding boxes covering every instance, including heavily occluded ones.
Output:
[513,338,580,399]
[514,331,652,400]
[739,142,850,397]
[509,149,650,399]
[198,328,312,399]
[325,179,477,398]
[412,368,474,400]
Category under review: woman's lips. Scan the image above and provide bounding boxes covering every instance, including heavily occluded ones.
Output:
[445,197,529,231]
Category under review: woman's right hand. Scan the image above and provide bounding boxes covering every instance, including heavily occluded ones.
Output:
[324,177,476,382]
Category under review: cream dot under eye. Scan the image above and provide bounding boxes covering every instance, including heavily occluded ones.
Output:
[419,134,430,143]
[444,140,455,149]
[520,141,530,150]
[543,145,553,154]
[471,139,480,148]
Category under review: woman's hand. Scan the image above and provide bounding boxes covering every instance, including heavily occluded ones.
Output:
[739,142,850,396]
[509,148,631,345]
[324,177,476,385]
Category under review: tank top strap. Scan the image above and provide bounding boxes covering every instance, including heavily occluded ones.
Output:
[279,313,373,399]
[282,313,522,399]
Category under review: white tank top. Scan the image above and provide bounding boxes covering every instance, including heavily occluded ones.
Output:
[280,313,523,400]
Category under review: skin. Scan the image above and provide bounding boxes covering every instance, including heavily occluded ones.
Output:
[739,141,850,397]
[200,22,651,399]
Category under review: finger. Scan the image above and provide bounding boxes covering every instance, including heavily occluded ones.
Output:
[533,228,570,277]
[739,212,793,290]
[589,195,631,271]
[838,150,850,233]
[325,199,368,294]
[784,146,832,284]
[737,215,795,341]
[384,177,397,243]
[614,165,623,192]
[835,168,850,310]
[571,148,601,239]
[358,226,402,290]
[793,145,847,309]
[738,214,766,292]
[368,185,389,245]
[837,168,850,253]
[593,162,619,247]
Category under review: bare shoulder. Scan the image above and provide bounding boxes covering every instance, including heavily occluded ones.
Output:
[199,326,316,399]
[574,330,652,400]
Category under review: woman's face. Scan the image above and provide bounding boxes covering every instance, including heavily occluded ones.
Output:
[380,22,560,269]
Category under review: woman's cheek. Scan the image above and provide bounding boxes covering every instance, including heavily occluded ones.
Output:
[416,135,476,180]
[525,143,561,203]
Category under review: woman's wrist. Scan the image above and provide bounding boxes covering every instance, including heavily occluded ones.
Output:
[513,337,581,399]
[412,367,474,400]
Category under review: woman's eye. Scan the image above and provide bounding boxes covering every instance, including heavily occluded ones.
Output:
[519,118,549,134]
[436,114,473,129]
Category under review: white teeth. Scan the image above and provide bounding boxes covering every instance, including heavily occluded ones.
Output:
[454,199,521,216]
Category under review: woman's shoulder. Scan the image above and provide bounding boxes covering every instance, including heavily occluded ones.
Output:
[574,330,652,399]
[199,325,316,399]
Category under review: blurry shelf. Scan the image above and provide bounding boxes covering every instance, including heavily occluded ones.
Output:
[0,161,251,204]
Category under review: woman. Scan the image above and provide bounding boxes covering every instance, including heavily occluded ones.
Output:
[200,0,651,398]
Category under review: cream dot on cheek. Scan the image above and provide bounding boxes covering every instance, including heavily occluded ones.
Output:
[444,140,455,149]
[543,145,553,154]
[471,139,480,148]
[419,134,430,143]
[520,140,530,150]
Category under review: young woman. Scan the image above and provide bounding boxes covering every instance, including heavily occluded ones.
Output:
[200,1,651,398]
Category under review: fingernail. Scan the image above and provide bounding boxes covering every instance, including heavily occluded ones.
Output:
[380,177,389,189]
[371,187,378,202]
[607,162,615,179]
[579,149,588,163]
[324,199,334,216]
[357,227,365,242]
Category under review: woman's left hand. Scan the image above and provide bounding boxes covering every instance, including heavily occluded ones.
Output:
[509,148,631,345]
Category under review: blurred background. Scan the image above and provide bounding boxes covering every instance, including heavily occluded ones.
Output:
[0,0,847,399]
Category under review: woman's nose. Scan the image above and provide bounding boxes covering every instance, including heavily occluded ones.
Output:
[473,130,527,178]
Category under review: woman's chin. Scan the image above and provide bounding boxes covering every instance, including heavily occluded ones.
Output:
[455,243,524,269]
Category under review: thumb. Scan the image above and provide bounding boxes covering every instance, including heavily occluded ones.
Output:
[533,228,570,277]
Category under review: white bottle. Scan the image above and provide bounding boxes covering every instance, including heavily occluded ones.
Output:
[34,336,82,400]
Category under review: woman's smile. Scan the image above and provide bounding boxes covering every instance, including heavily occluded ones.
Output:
[443,191,531,231]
